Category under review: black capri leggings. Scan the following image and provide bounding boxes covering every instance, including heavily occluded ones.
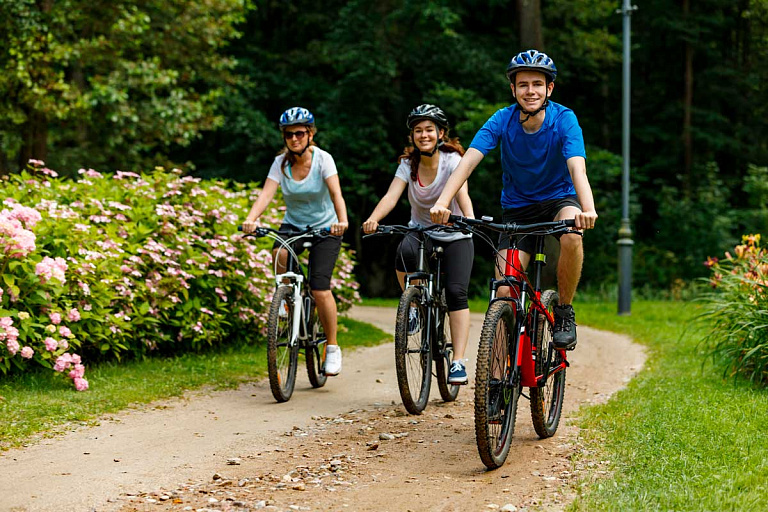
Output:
[395,235,474,312]
[272,223,341,291]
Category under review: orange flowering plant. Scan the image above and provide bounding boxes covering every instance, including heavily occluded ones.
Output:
[701,234,767,386]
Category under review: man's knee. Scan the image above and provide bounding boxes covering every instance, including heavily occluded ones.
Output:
[560,233,583,254]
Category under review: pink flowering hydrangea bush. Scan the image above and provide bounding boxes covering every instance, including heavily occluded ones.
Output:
[0,161,360,389]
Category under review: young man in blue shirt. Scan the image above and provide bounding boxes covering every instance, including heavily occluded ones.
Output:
[430,50,598,349]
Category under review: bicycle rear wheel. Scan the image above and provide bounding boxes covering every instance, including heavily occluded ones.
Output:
[305,301,328,388]
[434,307,460,402]
[475,300,519,469]
[267,286,299,402]
[530,290,566,438]
[395,286,432,414]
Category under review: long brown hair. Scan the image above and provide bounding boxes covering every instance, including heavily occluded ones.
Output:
[277,125,317,176]
[398,129,465,181]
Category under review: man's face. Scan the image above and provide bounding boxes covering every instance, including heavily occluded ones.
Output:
[511,70,554,112]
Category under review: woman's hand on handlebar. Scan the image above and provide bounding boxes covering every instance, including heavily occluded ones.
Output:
[362,218,378,234]
[330,221,348,237]
[429,203,452,225]
[242,218,260,234]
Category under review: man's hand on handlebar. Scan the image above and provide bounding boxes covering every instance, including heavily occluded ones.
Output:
[574,210,598,230]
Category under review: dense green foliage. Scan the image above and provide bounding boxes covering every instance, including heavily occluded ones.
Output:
[573,302,768,511]
[699,234,768,385]
[0,163,359,388]
[1,0,767,295]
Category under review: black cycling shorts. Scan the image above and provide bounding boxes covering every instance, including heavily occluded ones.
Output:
[498,195,582,254]
[272,223,341,291]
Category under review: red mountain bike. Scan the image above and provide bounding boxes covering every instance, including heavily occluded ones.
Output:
[449,215,578,469]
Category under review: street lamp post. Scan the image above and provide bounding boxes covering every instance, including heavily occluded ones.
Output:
[617,0,636,315]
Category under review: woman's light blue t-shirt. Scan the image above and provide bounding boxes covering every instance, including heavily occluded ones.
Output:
[266,147,339,228]
[469,101,586,209]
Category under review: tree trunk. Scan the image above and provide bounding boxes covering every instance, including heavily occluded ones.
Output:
[682,0,693,197]
[516,0,544,50]
[19,111,49,169]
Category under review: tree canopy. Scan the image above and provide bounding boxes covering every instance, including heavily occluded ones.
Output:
[1,0,767,295]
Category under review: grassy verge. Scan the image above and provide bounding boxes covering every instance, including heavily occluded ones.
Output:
[571,302,768,511]
[0,316,389,451]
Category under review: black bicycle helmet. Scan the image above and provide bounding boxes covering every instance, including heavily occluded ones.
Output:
[406,104,449,130]
[506,49,557,82]
[279,107,315,128]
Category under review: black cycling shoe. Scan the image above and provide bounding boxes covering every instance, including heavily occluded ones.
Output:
[553,304,577,350]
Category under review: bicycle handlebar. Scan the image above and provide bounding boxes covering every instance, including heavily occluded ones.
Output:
[447,215,576,235]
[238,225,332,238]
[362,223,465,239]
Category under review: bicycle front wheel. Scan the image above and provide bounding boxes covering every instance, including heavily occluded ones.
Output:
[267,286,299,402]
[475,300,519,469]
[530,290,566,438]
[305,301,328,388]
[394,286,432,414]
[434,307,460,402]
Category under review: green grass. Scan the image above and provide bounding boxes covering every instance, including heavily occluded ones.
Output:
[570,302,768,511]
[0,316,389,450]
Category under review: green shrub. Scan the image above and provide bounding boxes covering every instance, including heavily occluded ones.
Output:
[699,234,768,386]
[0,162,360,389]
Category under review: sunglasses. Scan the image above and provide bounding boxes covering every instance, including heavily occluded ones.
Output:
[284,130,308,140]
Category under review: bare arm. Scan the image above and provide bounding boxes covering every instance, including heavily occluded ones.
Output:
[242,178,279,232]
[325,174,349,236]
[429,148,485,224]
[455,181,475,219]
[362,178,408,233]
[567,156,598,230]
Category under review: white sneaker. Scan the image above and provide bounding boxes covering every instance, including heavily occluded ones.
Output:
[324,345,342,376]
[278,300,289,317]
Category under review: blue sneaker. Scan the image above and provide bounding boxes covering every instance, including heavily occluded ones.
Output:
[448,360,468,385]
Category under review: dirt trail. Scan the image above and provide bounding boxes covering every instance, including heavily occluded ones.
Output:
[0,306,645,512]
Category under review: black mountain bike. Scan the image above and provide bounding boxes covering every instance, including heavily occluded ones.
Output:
[449,215,578,469]
[240,226,334,402]
[365,225,462,414]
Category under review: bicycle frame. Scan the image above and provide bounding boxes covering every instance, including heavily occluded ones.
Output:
[402,235,446,351]
[448,215,573,390]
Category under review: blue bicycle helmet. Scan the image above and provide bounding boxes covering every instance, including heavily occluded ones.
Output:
[279,107,315,128]
[506,50,557,82]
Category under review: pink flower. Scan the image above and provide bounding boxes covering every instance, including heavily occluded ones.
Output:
[0,317,13,328]
[28,159,45,167]
[71,353,81,364]
[68,363,86,379]
[35,257,68,284]
[74,378,89,391]
[20,346,34,359]
[6,339,19,355]
[44,337,58,351]
[50,312,62,325]
[59,339,69,350]
[59,326,73,338]
[67,308,81,322]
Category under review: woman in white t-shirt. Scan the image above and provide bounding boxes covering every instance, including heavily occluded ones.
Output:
[362,104,475,385]
[243,107,349,376]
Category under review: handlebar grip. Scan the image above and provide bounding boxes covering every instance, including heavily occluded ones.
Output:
[564,219,576,227]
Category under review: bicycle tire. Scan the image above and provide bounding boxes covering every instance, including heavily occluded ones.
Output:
[475,300,520,469]
[394,286,432,414]
[267,286,299,402]
[434,307,460,402]
[530,290,566,438]
[305,301,328,388]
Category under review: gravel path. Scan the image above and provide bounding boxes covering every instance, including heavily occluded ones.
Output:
[0,306,645,512]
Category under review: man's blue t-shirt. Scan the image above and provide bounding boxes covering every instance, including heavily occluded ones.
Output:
[469,101,586,209]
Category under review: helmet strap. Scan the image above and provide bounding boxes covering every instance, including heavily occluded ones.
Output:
[287,137,311,157]
[518,92,550,124]
[419,140,443,157]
